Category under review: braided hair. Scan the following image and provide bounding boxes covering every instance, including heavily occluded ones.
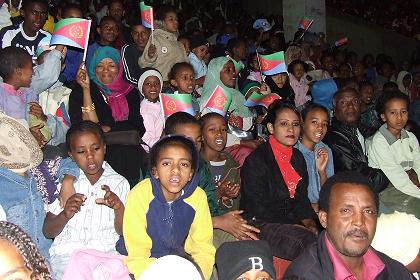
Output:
[0,221,52,280]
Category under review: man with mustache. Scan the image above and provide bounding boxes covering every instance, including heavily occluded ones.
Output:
[284,171,414,279]
[323,88,389,193]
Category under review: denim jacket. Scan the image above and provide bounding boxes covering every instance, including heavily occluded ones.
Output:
[0,168,52,260]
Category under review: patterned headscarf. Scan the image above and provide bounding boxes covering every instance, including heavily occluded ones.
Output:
[0,112,42,173]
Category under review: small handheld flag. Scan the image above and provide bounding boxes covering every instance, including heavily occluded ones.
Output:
[258,51,287,76]
[298,17,313,30]
[334,37,348,47]
[55,102,71,127]
[203,85,232,116]
[140,1,154,30]
[50,18,91,49]
[160,93,195,118]
[244,92,281,108]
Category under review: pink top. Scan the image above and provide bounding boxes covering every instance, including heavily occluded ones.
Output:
[289,74,309,107]
[325,234,385,280]
[140,99,164,151]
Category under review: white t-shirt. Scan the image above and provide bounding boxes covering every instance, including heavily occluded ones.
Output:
[47,162,129,277]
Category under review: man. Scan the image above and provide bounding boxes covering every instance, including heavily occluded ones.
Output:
[121,23,150,85]
[323,88,389,193]
[0,0,49,60]
[108,0,131,50]
[284,171,414,279]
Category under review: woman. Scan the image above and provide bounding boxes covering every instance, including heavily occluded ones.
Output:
[240,101,317,260]
[265,72,295,105]
[69,46,146,186]
[200,56,261,164]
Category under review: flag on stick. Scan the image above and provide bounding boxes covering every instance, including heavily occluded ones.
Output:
[140,1,154,29]
[258,51,287,76]
[50,18,91,49]
[298,17,313,30]
[203,85,232,116]
[244,92,281,108]
[160,93,195,118]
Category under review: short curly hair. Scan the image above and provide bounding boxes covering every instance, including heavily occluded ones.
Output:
[0,221,52,280]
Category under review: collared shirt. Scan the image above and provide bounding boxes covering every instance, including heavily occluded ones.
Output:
[295,141,334,203]
[325,234,385,280]
[188,52,207,79]
[356,128,366,155]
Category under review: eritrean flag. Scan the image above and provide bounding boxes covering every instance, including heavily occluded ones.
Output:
[50,18,91,49]
[204,85,232,117]
[298,17,313,30]
[258,51,287,76]
[160,92,195,118]
[56,102,71,127]
[244,92,281,108]
[334,37,348,47]
[140,1,154,29]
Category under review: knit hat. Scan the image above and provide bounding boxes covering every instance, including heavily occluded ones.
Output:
[190,35,208,50]
[139,255,202,280]
[216,241,275,280]
[137,67,163,97]
[0,112,43,173]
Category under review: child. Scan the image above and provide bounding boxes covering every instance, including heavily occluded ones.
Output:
[0,221,53,280]
[201,112,241,211]
[188,34,208,86]
[295,104,334,212]
[216,240,276,280]
[288,59,310,108]
[0,0,50,60]
[178,34,191,56]
[43,121,129,278]
[265,71,295,105]
[165,112,259,249]
[359,81,381,131]
[139,5,188,81]
[138,68,164,151]
[169,62,199,114]
[123,135,215,279]
[85,16,119,68]
[367,91,420,217]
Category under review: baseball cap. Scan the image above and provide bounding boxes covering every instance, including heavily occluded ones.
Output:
[253,19,272,32]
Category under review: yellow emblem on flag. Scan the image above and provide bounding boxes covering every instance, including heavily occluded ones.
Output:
[166,100,176,111]
[214,95,226,108]
[69,25,84,39]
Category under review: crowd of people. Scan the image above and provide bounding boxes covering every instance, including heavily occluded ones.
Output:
[326,0,420,38]
[0,0,419,279]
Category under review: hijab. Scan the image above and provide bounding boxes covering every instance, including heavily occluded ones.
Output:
[89,46,134,121]
[200,56,252,118]
[265,74,295,105]
[137,68,163,97]
[396,71,412,96]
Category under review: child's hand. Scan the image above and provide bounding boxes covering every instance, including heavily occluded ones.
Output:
[259,83,271,95]
[59,175,76,208]
[148,44,157,58]
[29,124,47,148]
[76,63,90,90]
[63,193,86,219]
[315,148,329,173]
[220,210,260,240]
[95,185,123,210]
[29,102,47,122]
[217,181,240,199]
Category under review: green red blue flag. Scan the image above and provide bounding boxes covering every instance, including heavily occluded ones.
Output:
[50,18,91,49]
[204,85,232,116]
[56,102,71,127]
[298,17,313,30]
[160,92,195,118]
[140,1,154,29]
[334,37,348,47]
[244,92,281,108]
[258,51,287,76]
